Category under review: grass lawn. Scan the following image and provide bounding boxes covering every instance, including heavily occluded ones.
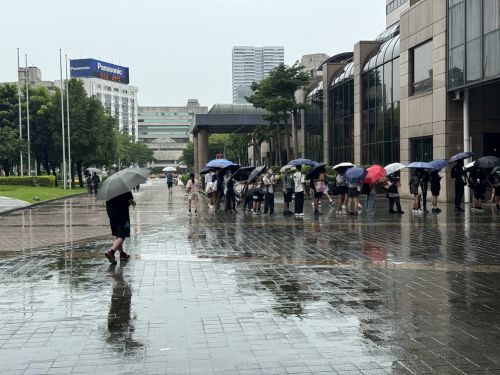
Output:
[0,185,86,203]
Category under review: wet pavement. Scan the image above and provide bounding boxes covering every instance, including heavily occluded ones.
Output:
[0,181,500,374]
[0,196,29,213]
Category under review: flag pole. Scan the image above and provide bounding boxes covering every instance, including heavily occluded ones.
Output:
[59,49,67,190]
[65,55,71,190]
[25,54,31,176]
[17,48,23,176]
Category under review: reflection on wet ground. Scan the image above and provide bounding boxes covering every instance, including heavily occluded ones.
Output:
[0,181,500,374]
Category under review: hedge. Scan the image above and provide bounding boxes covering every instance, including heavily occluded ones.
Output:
[0,176,56,187]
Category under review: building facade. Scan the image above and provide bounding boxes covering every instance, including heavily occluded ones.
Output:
[69,59,138,140]
[299,0,500,202]
[232,46,284,103]
[138,100,208,168]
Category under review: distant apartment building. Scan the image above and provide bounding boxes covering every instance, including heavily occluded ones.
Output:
[232,46,284,103]
[1,66,56,91]
[137,100,208,167]
[69,58,139,140]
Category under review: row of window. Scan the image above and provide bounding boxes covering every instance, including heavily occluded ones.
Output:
[386,0,408,15]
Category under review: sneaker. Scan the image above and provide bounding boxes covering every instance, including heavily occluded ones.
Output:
[435,207,442,213]
[120,252,131,261]
[104,250,117,265]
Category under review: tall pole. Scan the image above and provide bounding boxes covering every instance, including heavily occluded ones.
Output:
[59,49,67,190]
[65,55,72,190]
[17,48,24,176]
[25,54,31,176]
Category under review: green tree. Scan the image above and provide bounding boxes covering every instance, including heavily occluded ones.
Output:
[0,84,23,175]
[180,141,194,168]
[246,63,310,165]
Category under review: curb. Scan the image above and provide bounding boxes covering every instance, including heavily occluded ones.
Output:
[0,192,87,216]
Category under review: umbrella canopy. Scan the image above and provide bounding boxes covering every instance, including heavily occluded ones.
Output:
[162,166,176,172]
[332,162,355,170]
[384,162,406,176]
[218,164,240,177]
[86,167,103,174]
[205,158,235,169]
[491,166,500,175]
[287,158,318,167]
[363,165,385,184]
[476,156,500,169]
[344,167,367,183]
[449,151,475,163]
[428,159,449,171]
[247,166,268,184]
[407,161,433,169]
[231,166,255,181]
[280,164,296,173]
[306,163,326,180]
[200,166,211,174]
[96,167,150,201]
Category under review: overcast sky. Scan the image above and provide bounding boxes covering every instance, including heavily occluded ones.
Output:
[0,0,386,108]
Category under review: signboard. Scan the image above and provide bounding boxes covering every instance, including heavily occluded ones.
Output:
[70,58,129,84]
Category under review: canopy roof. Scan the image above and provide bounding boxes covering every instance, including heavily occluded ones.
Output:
[363,34,401,73]
[330,61,355,88]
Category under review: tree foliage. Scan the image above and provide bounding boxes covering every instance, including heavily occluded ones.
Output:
[246,63,310,165]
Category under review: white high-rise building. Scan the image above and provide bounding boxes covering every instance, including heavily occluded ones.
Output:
[69,59,139,140]
[232,46,284,103]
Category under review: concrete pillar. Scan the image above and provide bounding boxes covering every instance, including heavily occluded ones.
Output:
[353,41,383,166]
[193,132,199,174]
[197,129,208,174]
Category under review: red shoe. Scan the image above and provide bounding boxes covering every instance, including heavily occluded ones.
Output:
[104,250,117,264]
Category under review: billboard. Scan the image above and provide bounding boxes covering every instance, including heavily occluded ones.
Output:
[70,58,129,84]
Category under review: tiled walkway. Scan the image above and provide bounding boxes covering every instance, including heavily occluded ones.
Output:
[0,181,499,374]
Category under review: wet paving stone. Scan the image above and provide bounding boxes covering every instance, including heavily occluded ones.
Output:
[0,181,499,374]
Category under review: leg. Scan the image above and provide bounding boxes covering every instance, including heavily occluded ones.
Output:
[455,185,464,209]
[263,193,269,214]
[395,197,403,212]
[270,193,274,214]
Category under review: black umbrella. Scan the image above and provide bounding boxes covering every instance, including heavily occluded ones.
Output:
[247,166,267,184]
[200,166,211,174]
[231,166,255,182]
[476,156,500,169]
[306,162,326,180]
[217,164,240,178]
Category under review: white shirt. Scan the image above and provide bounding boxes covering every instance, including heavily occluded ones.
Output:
[293,171,305,193]
[204,172,212,185]
[263,175,275,194]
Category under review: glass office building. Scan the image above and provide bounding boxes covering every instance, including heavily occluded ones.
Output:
[303,81,324,162]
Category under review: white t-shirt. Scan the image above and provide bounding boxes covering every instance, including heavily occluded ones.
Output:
[293,172,305,193]
[262,175,275,194]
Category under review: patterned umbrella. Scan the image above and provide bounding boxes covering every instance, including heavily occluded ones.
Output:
[384,162,406,176]
[287,158,318,167]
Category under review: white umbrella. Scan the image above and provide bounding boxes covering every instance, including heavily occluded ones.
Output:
[384,162,406,176]
[163,166,176,172]
[96,167,150,201]
[280,165,296,173]
[332,162,355,170]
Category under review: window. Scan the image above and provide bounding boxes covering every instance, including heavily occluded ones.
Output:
[410,136,433,162]
[412,40,433,94]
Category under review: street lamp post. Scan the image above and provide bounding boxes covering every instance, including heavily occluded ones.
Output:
[59,49,67,190]
[25,54,31,176]
[17,48,23,176]
[65,55,72,190]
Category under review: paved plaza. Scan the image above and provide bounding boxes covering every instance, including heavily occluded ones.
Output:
[0,181,500,374]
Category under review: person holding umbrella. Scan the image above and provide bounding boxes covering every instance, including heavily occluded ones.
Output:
[430,169,442,213]
[281,166,295,215]
[449,153,474,212]
[186,172,200,215]
[98,168,150,264]
[293,165,306,216]
[344,167,366,216]
[262,169,276,215]
[468,165,486,211]
[224,170,236,213]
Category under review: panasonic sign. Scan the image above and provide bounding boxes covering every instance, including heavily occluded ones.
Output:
[70,58,130,84]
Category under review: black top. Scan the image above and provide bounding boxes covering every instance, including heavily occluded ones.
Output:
[106,191,133,220]
[451,165,466,186]
[430,171,441,190]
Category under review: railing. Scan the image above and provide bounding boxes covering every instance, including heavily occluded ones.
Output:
[412,78,433,95]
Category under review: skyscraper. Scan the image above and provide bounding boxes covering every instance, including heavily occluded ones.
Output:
[232,46,284,103]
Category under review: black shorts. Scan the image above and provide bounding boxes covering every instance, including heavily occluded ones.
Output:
[167,181,173,188]
[431,189,440,196]
[347,187,359,198]
[283,191,293,203]
[110,219,130,239]
[314,191,323,199]
[338,186,348,195]
[253,192,264,202]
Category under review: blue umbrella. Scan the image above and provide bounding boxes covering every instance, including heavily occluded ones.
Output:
[407,161,433,169]
[287,158,318,167]
[449,151,475,163]
[344,167,367,183]
[205,158,235,169]
[428,159,449,171]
